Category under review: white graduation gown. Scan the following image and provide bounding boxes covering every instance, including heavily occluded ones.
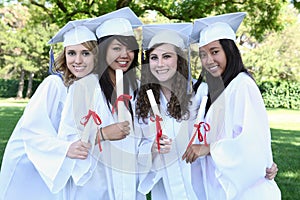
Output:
[58,74,145,200]
[137,90,200,200]
[0,75,70,200]
[193,72,281,200]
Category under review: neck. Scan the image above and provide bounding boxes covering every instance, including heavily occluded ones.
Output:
[161,86,172,102]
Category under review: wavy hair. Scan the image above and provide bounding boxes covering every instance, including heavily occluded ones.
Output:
[136,43,192,122]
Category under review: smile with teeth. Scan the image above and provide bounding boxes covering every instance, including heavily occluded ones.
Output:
[118,61,127,64]
[74,66,85,71]
[208,65,218,71]
[156,69,169,74]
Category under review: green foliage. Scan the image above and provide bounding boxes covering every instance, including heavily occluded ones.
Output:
[243,7,300,82]
[0,78,41,98]
[259,81,300,109]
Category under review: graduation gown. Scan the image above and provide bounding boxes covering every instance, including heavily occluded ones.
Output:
[0,75,69,200]
[58,74,145,200]
[193,72,281,200]
[137,90,200,200]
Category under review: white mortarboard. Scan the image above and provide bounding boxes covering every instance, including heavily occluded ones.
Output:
[142,23,193,50]
[84,7,143,39]
[48,18,97,47]
[191,12,246,47]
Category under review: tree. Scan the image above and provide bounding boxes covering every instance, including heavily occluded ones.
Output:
[16,0,288,41]
[242,4,300,82]
[0,3,56,98]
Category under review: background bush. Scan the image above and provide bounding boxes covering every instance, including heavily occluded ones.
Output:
[259,80,300,110]
[1,79,299,110]
[0,79,41,98]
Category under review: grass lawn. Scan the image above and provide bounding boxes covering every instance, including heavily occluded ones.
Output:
[0,98,299,199]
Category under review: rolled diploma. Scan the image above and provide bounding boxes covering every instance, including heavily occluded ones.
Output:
[192,96,208,144]
[116,69,126,122]
[146,89,161,117]
[81,118,92,143]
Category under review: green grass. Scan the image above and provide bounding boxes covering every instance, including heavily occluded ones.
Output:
[0,98,299,199]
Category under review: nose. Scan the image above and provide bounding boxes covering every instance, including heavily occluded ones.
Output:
[206,53,214,64]
[120,48,129,58]
[75,54,83,64]
[157,57,164,67]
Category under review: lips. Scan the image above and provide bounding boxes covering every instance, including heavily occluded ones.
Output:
[117,61,129,67]
[207,65,219,72]
[156,69,169,74]
[73,66,85,72]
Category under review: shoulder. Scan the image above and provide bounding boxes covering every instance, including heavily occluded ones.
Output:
[194,82,208,101]
[231,72,257,90]
[37,75,65,91]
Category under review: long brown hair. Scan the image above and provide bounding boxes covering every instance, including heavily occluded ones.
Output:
[136,43,192,122]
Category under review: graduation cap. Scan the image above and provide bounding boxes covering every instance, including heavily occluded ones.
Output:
[191,12,246,47]
[48,18,97,47]
[142,23,193,50]
[47,19,97,76]
[84,7,143,39]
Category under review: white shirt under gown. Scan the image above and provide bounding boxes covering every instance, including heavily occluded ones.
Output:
[57,74,145,200]
[0,75,70,200]
[137,86,207,200]
[192,72,281,200]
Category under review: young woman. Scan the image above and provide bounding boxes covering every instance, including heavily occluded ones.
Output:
[0,21,97,200]
[65,7,146,200]
[135,23,201,200]
[182,12,281,199]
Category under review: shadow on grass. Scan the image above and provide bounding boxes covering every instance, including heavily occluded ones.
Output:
[271,128,300,200]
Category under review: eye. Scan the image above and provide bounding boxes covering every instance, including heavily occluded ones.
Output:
[199,52,206,59]
[150,55,158,61]
[112,46,121,51]
[82,50,91,57]
[67,50,76,56]
[163,54,171,59]
[212,50,219,55]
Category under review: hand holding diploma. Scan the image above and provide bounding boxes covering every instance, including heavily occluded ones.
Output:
[182,96,210,163]
[146,89,171,153]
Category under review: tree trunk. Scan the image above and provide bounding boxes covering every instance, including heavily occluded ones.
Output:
[26,72,34,98]
[16,69,25,99]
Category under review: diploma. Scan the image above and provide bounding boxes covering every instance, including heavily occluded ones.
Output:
[146,89,160,116]
[146,89,164,152]
[116,69,126,122]
[80,109,102,143]
[187,96,210,148]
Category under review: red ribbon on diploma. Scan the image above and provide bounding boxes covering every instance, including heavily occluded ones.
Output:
[150,114,163,152]
[80,109,102,151]
[187,122,210,148]
[80,110,102,126]
[112,94,132,114]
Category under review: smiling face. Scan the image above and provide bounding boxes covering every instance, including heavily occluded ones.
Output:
[65,44,95,78]
[106,38,134,73]
[199,40,227,77]
[149,43,178,83]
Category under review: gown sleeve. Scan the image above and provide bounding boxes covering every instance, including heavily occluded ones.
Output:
[209,75,274,198]
[57,74,100,187]
[21,75,73,193]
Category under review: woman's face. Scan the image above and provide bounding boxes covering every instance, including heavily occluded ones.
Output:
[106,39,134,73]
[65,44,95,78]
[199,40,227,77]
[149,43,178,83]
